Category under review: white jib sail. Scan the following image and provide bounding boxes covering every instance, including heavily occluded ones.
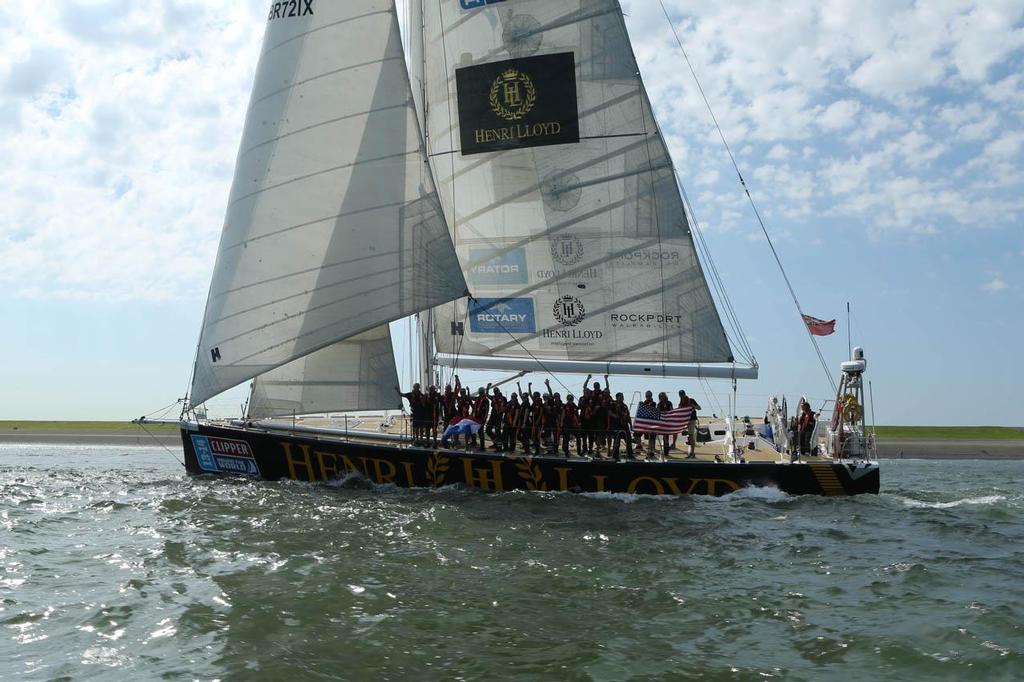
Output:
[247,325,401,418]
[190,0,468,406]
[422,0,733,365]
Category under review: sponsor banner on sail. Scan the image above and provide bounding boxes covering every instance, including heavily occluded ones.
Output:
[467,247,528,285]
[459,0,507,8]
[468,297,537,334]
[539,294,606,352]
[456,53,580,155]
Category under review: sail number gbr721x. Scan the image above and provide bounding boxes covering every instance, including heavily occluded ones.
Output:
[268,0,314,22]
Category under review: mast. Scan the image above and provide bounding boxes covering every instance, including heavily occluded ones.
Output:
[410,0,434,389]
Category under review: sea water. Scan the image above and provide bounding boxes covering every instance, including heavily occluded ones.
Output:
[1,445,1022,680]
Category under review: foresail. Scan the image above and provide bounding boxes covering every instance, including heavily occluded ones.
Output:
[247,325,401,418]
[190,0,468,406]
[423,0,733,365]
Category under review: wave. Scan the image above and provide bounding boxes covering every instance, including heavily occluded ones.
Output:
[718,485,792,503]
[896,494,1007,509]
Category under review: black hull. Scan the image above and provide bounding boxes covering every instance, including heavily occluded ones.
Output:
[181,423,880,496]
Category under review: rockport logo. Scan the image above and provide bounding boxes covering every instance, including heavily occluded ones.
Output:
[552,295,586,327]
[616,249,682,265]
[610,312,684,328]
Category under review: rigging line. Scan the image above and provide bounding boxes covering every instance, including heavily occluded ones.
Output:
[137,423,185,467]
[617,9,672,368]
[443,306,469,389]
[467,297,572,396]
[678,175,753,362]
[143,399,185,421]
[657,0,836,393]
[699,376,727,420]
[679,178,754,364]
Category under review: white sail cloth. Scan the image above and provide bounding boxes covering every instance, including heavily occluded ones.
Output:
[422,0,733,365]
[247,325,400,418]
[191,0,467,406]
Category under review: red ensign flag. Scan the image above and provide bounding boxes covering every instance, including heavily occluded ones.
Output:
[802,314,836,336]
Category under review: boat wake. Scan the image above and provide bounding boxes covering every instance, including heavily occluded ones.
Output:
[895,494,1007,509]
[718,485,793,503]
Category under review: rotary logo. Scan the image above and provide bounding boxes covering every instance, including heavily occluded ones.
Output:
[550,234,583,266]
[552,295,586,327]
[489,68,536,121]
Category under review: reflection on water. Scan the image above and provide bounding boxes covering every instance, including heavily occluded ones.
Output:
[2,445,1022,680]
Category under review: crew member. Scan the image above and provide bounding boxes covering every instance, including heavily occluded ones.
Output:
[560,394,582,457]
[639,390,657,458]
[677,389,701,459]
[395,383,426,445]
[609,392,633,460]
[799,401,817,457]
[486,387,505,451]
[656,391,675,460]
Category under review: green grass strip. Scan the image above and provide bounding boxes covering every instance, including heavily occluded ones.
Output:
[874,426,1023,440]
[0,421,180,433]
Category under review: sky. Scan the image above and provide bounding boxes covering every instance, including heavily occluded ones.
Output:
[0,0,1021,425]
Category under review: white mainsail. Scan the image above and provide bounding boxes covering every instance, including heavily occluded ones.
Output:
[247,325,400,418]
[190,0,468,407]
[422,0,735,368]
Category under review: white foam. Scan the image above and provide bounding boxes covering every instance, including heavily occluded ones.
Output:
[897,494,1006,509]
[718,485,792,503]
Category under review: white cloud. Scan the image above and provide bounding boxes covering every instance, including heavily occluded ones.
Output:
[982,275,1008,292]
[0,0,266,301]
[949,1,1024,82]
[819,99,861,131]
[983,73,1024,104]
[983,130,1024,158]
[766,144,790,160]
[1,0,1022,302]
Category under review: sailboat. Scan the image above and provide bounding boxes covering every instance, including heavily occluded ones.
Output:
[171,0,880,496]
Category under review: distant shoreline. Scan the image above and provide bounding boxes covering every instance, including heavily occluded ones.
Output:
[0,430,182,447]
[1,428,1022,459]
[875,440,1024,460]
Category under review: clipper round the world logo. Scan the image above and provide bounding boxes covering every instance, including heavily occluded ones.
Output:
[456,53,580,155]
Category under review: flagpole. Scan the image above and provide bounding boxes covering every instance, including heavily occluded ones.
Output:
[846,301,852,359]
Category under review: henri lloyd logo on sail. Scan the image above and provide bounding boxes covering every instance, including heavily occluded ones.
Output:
[456,53,579,155]
[550,234,583,266]
[469,298,536,334]
[552,295,586,327]
[544,295,602,344]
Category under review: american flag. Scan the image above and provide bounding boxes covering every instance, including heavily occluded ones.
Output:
[802,314,836,336]
[633,404,693,435]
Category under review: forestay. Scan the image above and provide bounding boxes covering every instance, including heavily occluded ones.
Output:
[190,0,468,406]
[422,0,733,365]
[247,325,401,418]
